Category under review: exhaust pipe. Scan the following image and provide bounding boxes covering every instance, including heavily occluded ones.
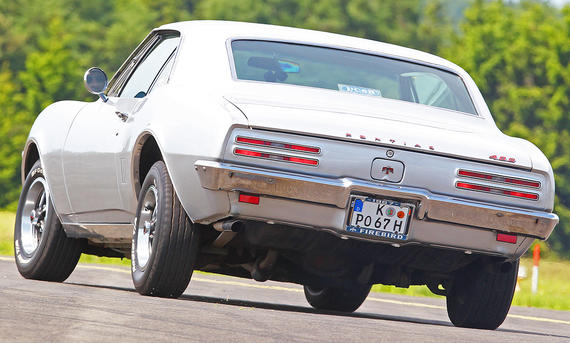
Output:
[213,220,244,233]
[211,220,244,248]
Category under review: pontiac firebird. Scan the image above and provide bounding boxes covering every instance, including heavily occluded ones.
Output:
[14,21,558,330]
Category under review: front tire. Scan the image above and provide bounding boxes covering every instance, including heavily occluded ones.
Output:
[304,284,371,312]
[131,161,199,298]
[14,161,84,281]
[446,259,519,329]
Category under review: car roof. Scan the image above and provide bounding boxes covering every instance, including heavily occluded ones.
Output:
[158,20,463,73]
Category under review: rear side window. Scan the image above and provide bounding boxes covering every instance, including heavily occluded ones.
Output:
[231,40,477,115]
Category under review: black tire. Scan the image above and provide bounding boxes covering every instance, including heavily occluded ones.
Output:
[446,259,519,329]
[304,284,371,312]
[131,161,199,298]
[14,161,84,281]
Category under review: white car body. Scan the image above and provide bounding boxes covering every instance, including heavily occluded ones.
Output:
[20,21,558,316]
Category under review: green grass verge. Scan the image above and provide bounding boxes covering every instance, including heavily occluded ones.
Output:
[1,211,568,310]
[0,211,15,256]
[371,258,570,311]
[0,211,130,266]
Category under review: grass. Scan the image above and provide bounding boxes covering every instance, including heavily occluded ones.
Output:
[371,258,570,311]
[0,211,129,266]
[0,211,15,256]
[1,211,568,310]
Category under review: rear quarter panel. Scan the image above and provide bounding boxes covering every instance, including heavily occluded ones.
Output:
[127,84,248,223]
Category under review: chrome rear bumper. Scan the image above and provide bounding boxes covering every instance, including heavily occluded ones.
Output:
[195,160,558,240]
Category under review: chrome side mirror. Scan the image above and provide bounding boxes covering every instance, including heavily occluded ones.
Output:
[84,67,109,102]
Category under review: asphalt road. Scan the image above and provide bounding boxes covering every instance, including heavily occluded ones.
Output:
[0,257,568,342]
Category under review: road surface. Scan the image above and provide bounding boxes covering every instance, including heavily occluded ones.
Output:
[0,257,568,342]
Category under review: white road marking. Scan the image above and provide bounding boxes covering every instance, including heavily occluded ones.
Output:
[1,257,568,325]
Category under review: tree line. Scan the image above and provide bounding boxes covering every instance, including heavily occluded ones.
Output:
[0,0,568,255]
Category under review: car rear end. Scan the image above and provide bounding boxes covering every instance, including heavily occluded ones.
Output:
[196,124,557,259]
[188,27,558,329]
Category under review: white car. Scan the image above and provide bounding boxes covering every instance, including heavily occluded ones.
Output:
[14,21,558,329]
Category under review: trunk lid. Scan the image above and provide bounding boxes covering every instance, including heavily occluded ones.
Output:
[225,87,532,170]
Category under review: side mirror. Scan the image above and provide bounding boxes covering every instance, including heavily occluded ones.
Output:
[84,67,109,102]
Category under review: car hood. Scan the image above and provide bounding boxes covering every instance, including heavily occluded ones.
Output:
[225,90,532,170]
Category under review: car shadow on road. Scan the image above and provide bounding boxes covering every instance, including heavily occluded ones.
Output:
[179,293,453,326]
[496,328,570,340]
[178,294,570,339]
[65,281,569,340]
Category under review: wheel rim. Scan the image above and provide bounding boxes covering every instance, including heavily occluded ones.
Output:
[136,185,158,269]
[20,178,49,256]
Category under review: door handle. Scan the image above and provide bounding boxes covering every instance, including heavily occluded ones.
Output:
[115,111,129,122]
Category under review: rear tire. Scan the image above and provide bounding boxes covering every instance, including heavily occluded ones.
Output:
[14,161,84,281]
[131,161,200,298]
[446,259,519,329]
[304,284,371,312]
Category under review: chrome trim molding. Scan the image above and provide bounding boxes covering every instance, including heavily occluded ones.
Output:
[195,160,558,239]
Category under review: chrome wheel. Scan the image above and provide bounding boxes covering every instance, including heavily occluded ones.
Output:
[19,178,48,256]
[136,185,158,269]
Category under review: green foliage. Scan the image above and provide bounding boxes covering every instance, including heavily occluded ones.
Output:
[444,0,570,255]
[0,0,568,255]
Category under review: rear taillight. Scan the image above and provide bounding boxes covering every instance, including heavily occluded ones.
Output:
[503,178,540,188]
[456,169,540,201]
[457,170,492,180]
[234,148,319,166]
[236,136,320,154]
[456,181,539,200]
[458,169,540,189]
[234,136,320,166]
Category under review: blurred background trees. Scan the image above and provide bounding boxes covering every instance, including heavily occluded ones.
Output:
[0,0,568,255]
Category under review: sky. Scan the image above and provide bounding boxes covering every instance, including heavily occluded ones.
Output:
[551,0,570,6]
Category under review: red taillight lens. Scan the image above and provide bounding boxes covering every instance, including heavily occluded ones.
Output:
[502,190,539,200]
[239,193,260,205]
[236,136,320,154]
[458,169,540,189]
[496,232,517,244]
[285,156,319,165]
[456,181,538,200]
[458,170,493,180]
[503,178,540,188]
[286,144,320,153]
[235,137,269,146]
[234,148,319,166]
[456,182,491,192]
[234,149,264,157]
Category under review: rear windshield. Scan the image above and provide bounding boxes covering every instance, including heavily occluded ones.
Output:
[231,40,477,115]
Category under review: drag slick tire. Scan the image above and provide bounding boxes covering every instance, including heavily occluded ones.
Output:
[14,160,84,281]
[304,284,371,312]
[446,259,519,329]
[131,161,200,298]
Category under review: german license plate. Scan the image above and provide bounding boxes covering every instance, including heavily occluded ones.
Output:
[346,196,413,240]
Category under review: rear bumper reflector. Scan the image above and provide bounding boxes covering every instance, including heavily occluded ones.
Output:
[239,193,260,205]
[497,232,517,244]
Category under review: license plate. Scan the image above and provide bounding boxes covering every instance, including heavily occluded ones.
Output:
[346,197,413,240]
